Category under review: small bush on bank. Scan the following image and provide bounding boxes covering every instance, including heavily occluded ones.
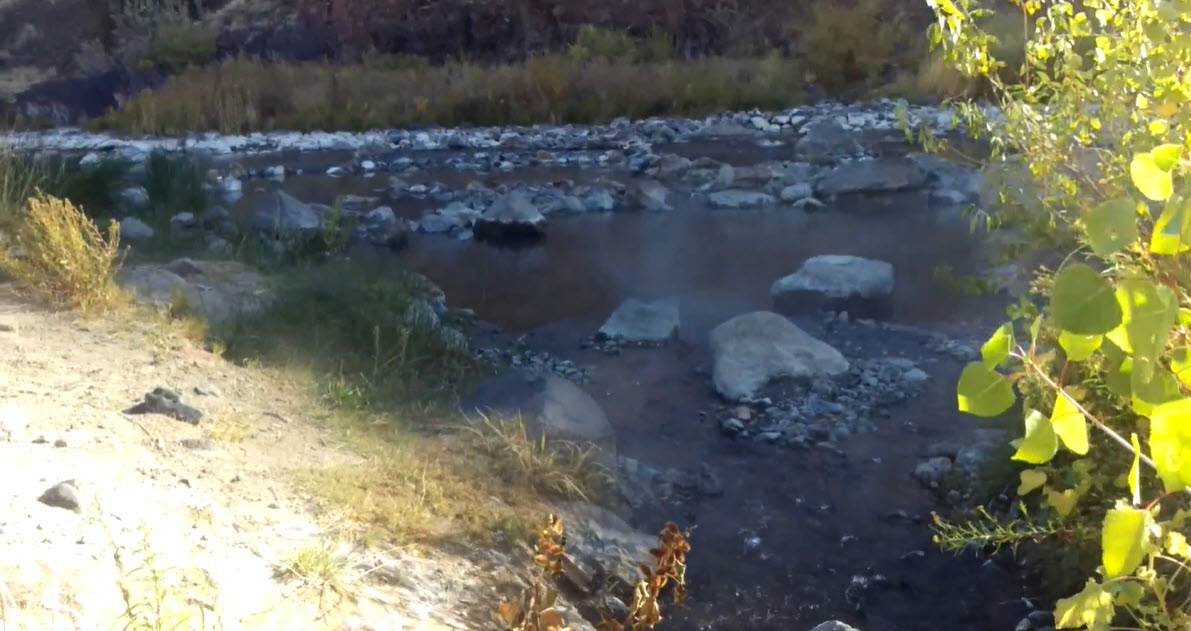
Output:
[796,0,915,91]
[0,193,123,312]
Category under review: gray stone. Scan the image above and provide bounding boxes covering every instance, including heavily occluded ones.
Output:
[170,212,197,230]
[903,367,930,383]
[635,180,671,212]
[780,183,814,202]
[809,622,861,631]
[364,206,397,226]
[119,217,155,241]
[250,190,322,235]
[583,189,616,212]
[714,164,736,188]
[462,374,615,455]
[118,259,270,324]
[474,191,546,240]
[709,311,849,401]
[708,190,777,209]
[795,119,864,163]
[598,298,680,343]
[914,457,953,489]
[815,158,930,197]
[771,255,895,320]
[954,429,1011,478]
[119,186,150,208]
[38,480,83,513]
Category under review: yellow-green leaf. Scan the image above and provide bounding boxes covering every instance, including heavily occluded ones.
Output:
[1105,281,1177,376]
[1149,398,1191,492]
[1149,119,1171,136]
[1051,395,1089,455]
[1059,332,1102,362]
[1013,409,1058,464]
[981,322,1014,369]
[1131,153,1174,201]
[1151,143,1185,171]
[1171,347,1191,388]
[1165,531,1191,559]
[1149,193,1191,255]
[1101,504,1152,578]
[1083,197,1138,255]
[957,362,1016,418]
[1048,488,1080,517]
[1050,263,1124,335]
[1054,579,1114,631]
[1129,433,1142,505]
[1018,469,1048,495]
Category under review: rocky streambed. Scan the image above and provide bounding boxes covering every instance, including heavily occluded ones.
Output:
[10,101,1050,631]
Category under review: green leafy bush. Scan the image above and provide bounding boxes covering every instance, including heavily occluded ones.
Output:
[924,0,1191,628]
[569,25,638,62]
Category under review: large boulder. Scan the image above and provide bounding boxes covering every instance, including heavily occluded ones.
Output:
[597,297,680,343]
[117,258,270,324]
[814,158,930,197]
[249,190,322,235]
[795,118,864,164]
[473,191,546,242]
[771,255,895,319]
[461,373,615,456]
[709,311,849,401]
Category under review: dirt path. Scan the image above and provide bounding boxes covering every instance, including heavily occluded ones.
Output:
[0,285,503,631]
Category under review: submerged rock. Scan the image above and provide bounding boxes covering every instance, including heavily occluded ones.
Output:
[634,180,672,212]
[771,255,895,320]
[597,297,680,343]
[709,311,849,401]
[795,118,864,163]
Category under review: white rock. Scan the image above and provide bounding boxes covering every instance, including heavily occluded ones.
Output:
[709,311,849,401]
[119,217,155,240]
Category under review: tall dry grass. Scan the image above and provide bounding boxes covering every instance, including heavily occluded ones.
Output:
[95,54,808,134]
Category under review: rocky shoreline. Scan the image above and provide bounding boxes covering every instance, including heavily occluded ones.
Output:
[0,101,983,161]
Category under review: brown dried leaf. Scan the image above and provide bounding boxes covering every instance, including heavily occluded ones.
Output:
[497,602,523,627]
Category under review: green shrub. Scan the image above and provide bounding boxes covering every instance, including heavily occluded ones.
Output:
[797,0,915,91]
[135,20,217,73]
[923,0,1191,627]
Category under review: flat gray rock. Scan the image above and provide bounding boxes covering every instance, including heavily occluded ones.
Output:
[709,311,849,401]
[809,622,862,631]
[708,190,777,209]
[772,255,895,319]
[250,190,322,234]
[598,298,680,343]
[795,119,864,163]
[119,216,155,240]
[815,158,929,197]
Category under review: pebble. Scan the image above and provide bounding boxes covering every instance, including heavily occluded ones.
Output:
[194,384,220,397]
[53,429,95,447]
[38,480,84,513]
[0,321,16,333]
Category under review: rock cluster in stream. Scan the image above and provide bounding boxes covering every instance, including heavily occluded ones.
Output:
[473,339,592,384]
[714,357,930,450]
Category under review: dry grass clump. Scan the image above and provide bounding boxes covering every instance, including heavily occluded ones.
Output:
[94,54,807,134]
[467,413,609,503]
[0,192,124,313]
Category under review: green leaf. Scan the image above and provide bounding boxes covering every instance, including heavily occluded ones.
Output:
[1018,469,1048,495]
[1047,488,1080,517]
[981,322,1014,369]
[1013,409,1058,464]
[1083,197,1138,255]
[1149,398,1191,492]
[1030,314,1044,344]
[1103,340,1133,397]
[1059,332,1102,362]
[1129,433,1142,504]
[1131,368,1181,416]
[1054,580,1114,631]
[1149,193,1191,255]
[1106,280,1177,380]
[1105,580,1145,608]
[1171,347,1191,388]
[1051,395,1089,455]
[1178,308,1191,326]
[1131,153,1174,201]
[1151,143,1184,171]
[956,362,1016,417]
[1050,263,1124,335]
[1102,505,1152,578]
